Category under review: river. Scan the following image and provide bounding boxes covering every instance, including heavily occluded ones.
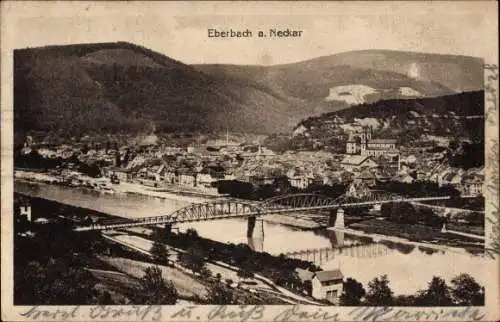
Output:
[15,180,493,296]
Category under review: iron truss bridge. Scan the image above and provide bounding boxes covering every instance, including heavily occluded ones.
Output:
[74,190,451,231]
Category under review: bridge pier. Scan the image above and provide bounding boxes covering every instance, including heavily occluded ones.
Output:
[247,216,264,239]
[334,208,345,229]
[329,208,346,228]
[247,236,264,252]
[334,230,345,247]
[247,216,256,237]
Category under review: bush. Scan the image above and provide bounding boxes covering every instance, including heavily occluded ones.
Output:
[134,266,178,305]
[340,278,366,306]
[365,275,393,306]
[450,274,484,305]
[150,240,169,264]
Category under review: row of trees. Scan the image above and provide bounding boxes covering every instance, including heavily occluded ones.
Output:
[380,202,445,228]
[340,274,484,306]
[374,181,461,197]
[149,231,260,305]
[380,199,485,229]
[150,228,262,280]
[15,149,104,178]
[216,179,347,201]
[150,227,321,294]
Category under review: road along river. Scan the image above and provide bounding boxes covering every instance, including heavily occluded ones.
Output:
[15,180,493,296]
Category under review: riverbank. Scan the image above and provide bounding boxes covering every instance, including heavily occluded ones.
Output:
[112,181,211,204]
[15,169,215,204]
[328,225,484,255]
[263,214,325,229]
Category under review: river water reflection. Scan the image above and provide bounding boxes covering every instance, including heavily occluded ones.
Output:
[15,180,491,295]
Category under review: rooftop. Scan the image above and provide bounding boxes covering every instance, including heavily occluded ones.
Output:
[340,155,373,166]
[314,269,344,282]
[295,268,315,282]
[369,139,397,144]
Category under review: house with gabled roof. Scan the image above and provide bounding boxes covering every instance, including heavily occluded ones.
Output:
[286,168,314,189]
[311,269,344,304]
[340,155,378,172]
[355,169,377,186]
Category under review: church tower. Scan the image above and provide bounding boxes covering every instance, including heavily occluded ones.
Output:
[360,126,372,153]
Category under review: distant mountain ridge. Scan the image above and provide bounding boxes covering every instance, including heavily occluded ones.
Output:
[275,49,484,92]
[14,42,484,139]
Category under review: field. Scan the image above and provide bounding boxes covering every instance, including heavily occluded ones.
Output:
[446,223,485,236]
[99,255,209,300]
[350,219,484,250]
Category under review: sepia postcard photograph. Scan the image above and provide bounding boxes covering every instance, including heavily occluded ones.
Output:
[1,1,499,321]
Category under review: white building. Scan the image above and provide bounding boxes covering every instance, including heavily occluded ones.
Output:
[361,139,398,157]
[340,155,378,172]
[311,269,344,304]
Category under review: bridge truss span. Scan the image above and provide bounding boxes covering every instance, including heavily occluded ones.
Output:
[75,199,262,232]
[74,191,453,231]
[261,193,339,211]
[165,199,261,223]
[334,189,405,205]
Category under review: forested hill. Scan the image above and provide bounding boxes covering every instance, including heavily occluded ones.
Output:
[14,42,483,141]
[14,42,301,139]
[300,90,482,124]
[301,91,484,142]
[263,91,485,153]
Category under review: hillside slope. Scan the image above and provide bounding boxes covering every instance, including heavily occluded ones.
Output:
[195,49,483,104]
[14,42,300,138]
[264,91,484,153]
[15,44,484,139]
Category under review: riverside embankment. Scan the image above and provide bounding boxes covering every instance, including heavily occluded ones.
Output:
[15,179,492,296]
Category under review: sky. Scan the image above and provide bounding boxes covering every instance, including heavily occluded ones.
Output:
[2,1,498,65]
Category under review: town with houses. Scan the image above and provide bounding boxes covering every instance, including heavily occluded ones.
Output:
[16,118,484,198]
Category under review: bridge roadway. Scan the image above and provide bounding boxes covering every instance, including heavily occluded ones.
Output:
[74,195,452,232]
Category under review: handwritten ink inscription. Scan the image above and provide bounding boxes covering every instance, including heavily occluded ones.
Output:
[19,304,487,321]
[20,306,80,320]
[20,305,162,321]
[348,306,486,321]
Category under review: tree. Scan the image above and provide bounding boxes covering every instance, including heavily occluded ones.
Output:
[200,266,212,279]
[365,275,393,306]
[390,202,417,224]
[208,284,236,304]
[393,295,417,306]
[273,176,292,194]
[135,266,177,305]
[97,290,115,305]
[178,247,205,274]
[340,278,366,305]
[185,228,199,239]
[79,162,101,178]
[450,274,484,305]
[16,258,99,305]
[380,203,393,218]
[415,276,453,306]
[150,239,169,265]
[237,269,254,280]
